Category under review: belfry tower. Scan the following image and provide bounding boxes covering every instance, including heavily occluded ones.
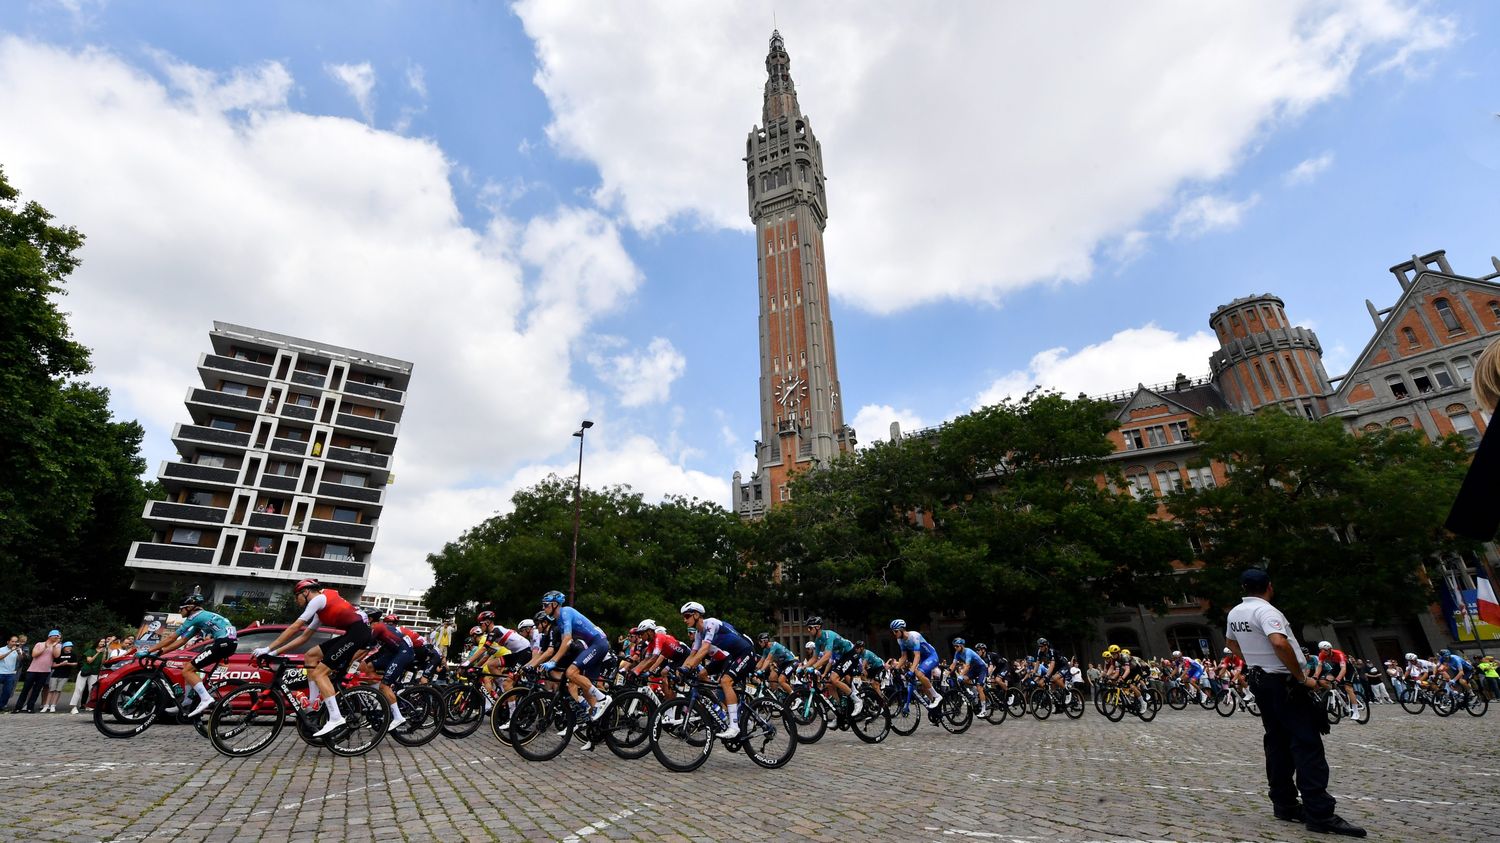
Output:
[732,31,854,519]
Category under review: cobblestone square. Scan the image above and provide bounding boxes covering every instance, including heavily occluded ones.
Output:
[1,705,1493,843]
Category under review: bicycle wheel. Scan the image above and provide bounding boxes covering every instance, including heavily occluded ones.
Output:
[939,691,973,734]
[650,698,714,773]
[1166,685,1188,710]
[788,687,827,744]
[93,674,164,738]
[1063,690,1085,720]
[602,690,655,760]
[439,684,486,738]
[511,692,576,761]
[984,692,1007,724]
[208,684,285,758]
[323,687,389,757]
[1135,694,1158,722]
[1006,687,1027,719]
[1242,690,1261,717]
[888,692,921,736]
[850,690,891,744]
[1432,692,1456,717]
[1398,687,1426,714]
[391,685,444,747]
[1214,688,1236,718]
[1196,686,1215,709]
[1101,692,1124,722]
[489,687,531,746]
[1350,697,1371,725]
[1465,693,1488,717]
[1142,686,1163,712]
[740,699,797,769]
[1322,693,1343,725]
[1029,687,1052,721]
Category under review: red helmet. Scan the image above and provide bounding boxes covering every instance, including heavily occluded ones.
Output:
[294,579,320,593]
[477,610,496,623]
[468,626,482,636]
[382,612,399,624]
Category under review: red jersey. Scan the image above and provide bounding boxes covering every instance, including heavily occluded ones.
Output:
[649,632,691,664]
[399,626,427,647]
[298,588,365,629]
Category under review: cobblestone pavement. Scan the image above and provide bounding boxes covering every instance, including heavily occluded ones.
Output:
[1,703,1494,843]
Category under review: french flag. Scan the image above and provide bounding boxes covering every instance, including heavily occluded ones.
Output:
[1479,572,1500,628]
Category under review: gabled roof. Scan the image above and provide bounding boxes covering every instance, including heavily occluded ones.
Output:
[1108,381,1226,422]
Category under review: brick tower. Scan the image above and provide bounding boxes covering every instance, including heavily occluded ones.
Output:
[1208,294,1333,418]
[732,30,854,518]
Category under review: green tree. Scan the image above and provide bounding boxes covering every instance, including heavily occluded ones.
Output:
[1167,409,1474,628]
[754,391,1188,644]
[424,476,773,643]
[0,165,157,638]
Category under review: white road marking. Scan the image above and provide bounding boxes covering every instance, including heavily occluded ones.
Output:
[559,802,655,842]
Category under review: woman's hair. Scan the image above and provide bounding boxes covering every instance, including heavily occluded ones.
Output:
[1472,338,1500,412]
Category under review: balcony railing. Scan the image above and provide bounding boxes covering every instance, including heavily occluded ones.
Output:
[318,482,381,503]
[146,501,228,524]
[258,474,297,492]
[190,388,261,412]
[175,424,251,448]
[270,438,308,456]
[342,382,404,403]
[132,543,214,564]
[280,405,316,421]
[248,512,289,530]
[298,556,365,578]
[307,519,375,541]
[324,447,389,468]
[291,371,325,387]
[336,413,396,435]
[236,551,278,570]
[202,354,272,378]
[162,462,238,484]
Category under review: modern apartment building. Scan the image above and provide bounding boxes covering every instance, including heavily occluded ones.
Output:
[124,322,413,609]
[361,590,446,639]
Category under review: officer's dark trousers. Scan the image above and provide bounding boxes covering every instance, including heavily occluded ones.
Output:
[1249,672,1335,819]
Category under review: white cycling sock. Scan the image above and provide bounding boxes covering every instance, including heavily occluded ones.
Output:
[192,681,209,702]
[307,682,321,706]
[324,696,341,720]
[389,702,401,717]
[727,702,739,723]
[590,687,606,703]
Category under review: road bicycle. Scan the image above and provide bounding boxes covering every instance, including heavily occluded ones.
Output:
[506,672,661,761]
[93,654,238,739]
[1027,680,1084,721]
[1318,683,1371,725]
[647,673,796,772]
[1431,681,1488,718]
[207,654,388,757]
[1096,680,1157,722]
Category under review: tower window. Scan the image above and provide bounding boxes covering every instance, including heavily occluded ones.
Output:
[1402,327,1419,348]
[1253,362,1271,391]
[1269,358,1288,389]
[1285,355,1305,388]
[1434,298,1462,334]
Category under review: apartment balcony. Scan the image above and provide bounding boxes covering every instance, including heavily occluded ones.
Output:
[269,437,308,456]
[236,551,279,570]
[247,512,289,530]
[342,381,405,404]
[279,404,317,421]
[258,474,298,492]
[290,370,326,388]
[199,353,272,380]
[307,518,375,541]
[172,423,251,449]
[128,542,214,566]
[298,555,365,579]
[317,481,382,504]
[160,461,239,486]
[324,447,389,469]
[188,388,262,413]
[335,413,397,437]
[144,501,229,525]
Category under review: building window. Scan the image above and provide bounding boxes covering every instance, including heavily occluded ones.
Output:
[1455,357,1474,383]
[1431,364,1455,390]
[1410,369,1434,394]
[1402,327,1419,348]
[1122,429,1144,450]
[1285,355,1305,388]
[1434,298,1463,333]
[1155,469,1182,494]
[252,536,275,553]
[1126,473,1153,500]
[169,528,202,545]
[1386,375,1408,399]
[1363,422,1382,433]
[221,381,250,396]
[1186,466,1216,489]
[1144,426,1168,447]
[1269,357,1288,388]
[185,490,214,506]
[1390,416,1412,432]
[196,452,228,468]
[339,471,368,487]
[266,460,296,476]
[293,393,316,407]
[331,507,360,523]
[1254,362,1271,391]
[324,544,352,561]
[1170,421,1192,442]
[1302,402,1315,419]
[1450,408,1479,445]
[209,417,238,431]
[1490,301,1500,321]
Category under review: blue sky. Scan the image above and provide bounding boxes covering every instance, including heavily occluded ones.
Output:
[2,1,1496,591]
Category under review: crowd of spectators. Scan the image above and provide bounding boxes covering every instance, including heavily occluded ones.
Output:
[1,630,136,714]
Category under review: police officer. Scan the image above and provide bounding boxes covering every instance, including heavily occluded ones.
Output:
[1225,569,1365,838]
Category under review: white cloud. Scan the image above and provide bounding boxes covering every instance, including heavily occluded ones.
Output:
[0,38,711,592]
[1284,151,1335,185]
[1167,193,1260,239]
[405,63,427,98]
[849,404,926,446]
[514,0,1452,314]
[395,63,428,133]
[1108,229,1151,266]
[326,61,376,122]
[588,337,686,407]
[976,324,1220,406]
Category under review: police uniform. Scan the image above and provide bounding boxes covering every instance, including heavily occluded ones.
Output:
[1226,572,1361,836]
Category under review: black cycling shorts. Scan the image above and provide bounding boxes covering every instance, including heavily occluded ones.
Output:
[318,622,373,675]
[832,653,859,676]
[707,653,755,683]
[501,650,529,670]
[553,639,585,672]
[372,646,414,686]
[191,637,239,671]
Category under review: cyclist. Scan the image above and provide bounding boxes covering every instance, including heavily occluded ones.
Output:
[849,640,889,704]
[1317,641,1361,713]
[1035,638,1068,694]
[951,638,989,717]
[359,615,412,730]
[755,633,798,696]
[890,619,941,709]
[976,643,1007,701]
[140,593,238,718]
[254,578,373,737]
[539,590,612,722]
[1173,650,1207,703]
[1114,648,1146,706]
[804,617,860,715]
[1436,648,1474,695]
[679,602,756,739]
[477,611,533,696]
[518,617,539,651]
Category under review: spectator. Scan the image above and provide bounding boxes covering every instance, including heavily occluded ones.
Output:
[111,635,134,659]
[0,635,22,711]
[1479,654,1500,702]
[1086,662,1103,698]
[14,630,59,713]
[1363,659,1392,704]
[46,641,77,713]
[1386,660,1405,701]
[69,638,107,714]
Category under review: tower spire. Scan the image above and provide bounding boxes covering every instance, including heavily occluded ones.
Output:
[763,29,800,123]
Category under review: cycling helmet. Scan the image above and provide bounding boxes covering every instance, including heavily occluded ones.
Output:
[975,643,988,650]
[1106,644,1121,655]
[805,616,823,627]
[679,601,705,615]
[294,578,321,593]
[533,611,550,625]
[383,612,399,624]
[1405,652,1417,661]
[1317,641,1332,650]
[758,632,771,642]
[540,590,566,605]
[1036,637,1049,647]
[636,619,658,634]
[1223,648,1231,655]
[180,592,205,607]
[1101,649,1113,659]
[477,610,496,623]
[468,626,482,636]
[1026,656,1037,663]
[953,638,966,647]
[518,619,535,631]
[853,640,866,649]
[889,619,907,631]
[1439,648,1451,657]
[1120,649,1131,658]
[803,641,815,650]
[1171,650,1181,658]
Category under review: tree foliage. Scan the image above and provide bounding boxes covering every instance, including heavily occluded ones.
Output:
[424,477,774,644]
[752,392,1188,643]
[1168,409,1474,627]
[0,165,157,638]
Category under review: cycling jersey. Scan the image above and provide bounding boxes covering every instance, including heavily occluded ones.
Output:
[369,622,413,653]
[1036,647,1065,672]
[398,626,426,647]
[175,609,237,642]
[898,630,940,674]
[648,631,691,664]
[552,607,606,646]
[859,650,886,672]
[953,648,985,672]
[691,617,754,659]
[482,625,531,654]
[1405,658,1433,678]
[1182,657,1204,679]
[1441,653,1471,675]
[811,629,854,659]
[762,641,796,665]
[298,588,366,631]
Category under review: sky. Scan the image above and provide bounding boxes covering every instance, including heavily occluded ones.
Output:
[1,1,1497,594]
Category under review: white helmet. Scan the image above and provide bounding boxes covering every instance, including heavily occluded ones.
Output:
[1171,650,1182,658]
[636,619,658,633]
[803,641,815,651]
[518,619,535,630]
[1317,641,1332,650]
[679,601,705,615]
[1222,648,1231,655]
[1405,652,1418,661]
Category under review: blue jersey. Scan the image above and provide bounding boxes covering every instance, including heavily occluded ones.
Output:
[812,629,853,658]
[763,642,796,664]
[554,607,605,646]
[175,610,236,641]
[692,617,754,658]
[899,631,938,660]
[1442,653,1471,674]
[953,648,985,671]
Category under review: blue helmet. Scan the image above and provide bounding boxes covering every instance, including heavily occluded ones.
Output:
[953,638,966,647]
[889,619,907,631]
[541,590,566,606]
[1439,648,1451,657]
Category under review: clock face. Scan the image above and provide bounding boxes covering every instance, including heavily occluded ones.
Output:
[777,374,803,406]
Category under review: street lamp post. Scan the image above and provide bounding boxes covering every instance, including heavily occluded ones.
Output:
[570,420,594,605]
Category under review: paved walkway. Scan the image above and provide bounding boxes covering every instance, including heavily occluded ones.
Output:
[0,703,1493,842]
